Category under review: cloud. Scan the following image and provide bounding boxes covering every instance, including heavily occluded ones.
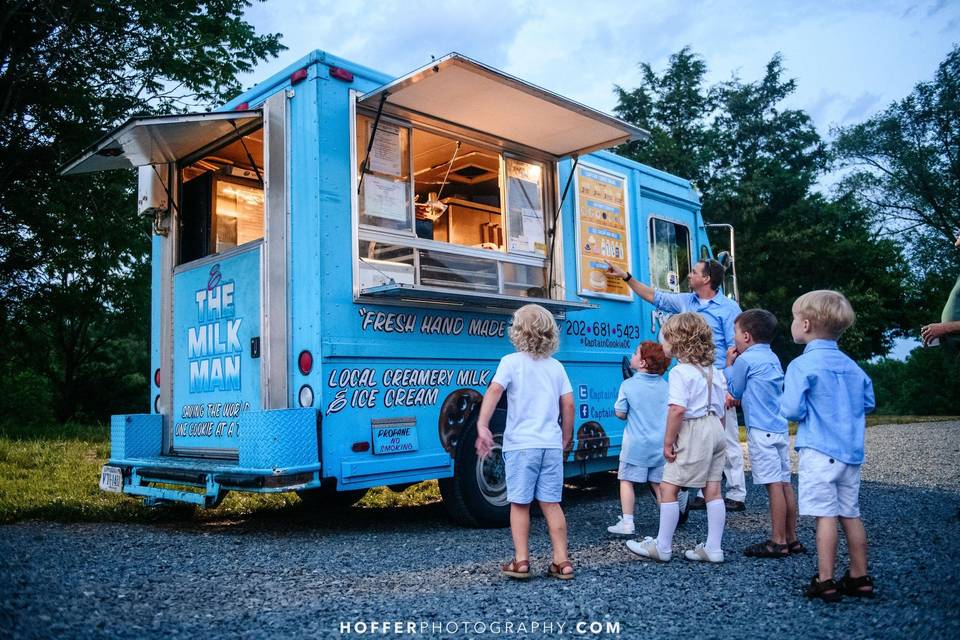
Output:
[240,0,960,131]
[840,92,883,124]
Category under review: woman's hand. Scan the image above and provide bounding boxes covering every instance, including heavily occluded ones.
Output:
[921,322,951,345]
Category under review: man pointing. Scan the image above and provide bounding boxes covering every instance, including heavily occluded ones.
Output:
[606,259,747,511]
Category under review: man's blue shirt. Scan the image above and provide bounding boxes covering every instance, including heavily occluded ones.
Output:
[653,290,742,369]
[727,344,788,433]
[780,339,876,465]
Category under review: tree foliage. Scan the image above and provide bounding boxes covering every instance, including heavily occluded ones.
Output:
[0,1,284,423]
[614,48,908,362]
[834,45,960,328]
[833,45,960,248]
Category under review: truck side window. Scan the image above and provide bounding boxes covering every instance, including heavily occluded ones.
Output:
[354,112,553,300]
[649,217,691,293]
[178,126,265,265]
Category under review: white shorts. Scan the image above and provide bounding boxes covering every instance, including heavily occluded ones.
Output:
[618,460,664,484]
[747,428,791,485]
[798,448,861,518]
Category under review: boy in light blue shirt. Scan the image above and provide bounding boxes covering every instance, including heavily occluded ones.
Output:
[607,341,672,535]
[781,290,876,602]
[726,309,800,559]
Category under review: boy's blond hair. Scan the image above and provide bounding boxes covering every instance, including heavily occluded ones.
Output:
[661,312,714,367]
[792,290,855,339]
[509,304,559,358]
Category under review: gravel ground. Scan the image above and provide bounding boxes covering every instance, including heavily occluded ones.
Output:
[1,421,959,639]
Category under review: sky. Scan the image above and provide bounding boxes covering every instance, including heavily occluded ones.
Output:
[241,0,959,138]
[241,0,958,360]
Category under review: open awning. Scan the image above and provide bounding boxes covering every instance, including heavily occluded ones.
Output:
[60,110,262,175]
[357,54,648,158]
[359,282,597,315]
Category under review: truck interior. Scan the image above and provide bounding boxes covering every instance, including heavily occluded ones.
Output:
[356,115,550,299]
[179,126,265,264]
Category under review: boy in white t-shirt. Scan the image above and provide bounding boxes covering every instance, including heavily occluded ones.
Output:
[476,304,575,580]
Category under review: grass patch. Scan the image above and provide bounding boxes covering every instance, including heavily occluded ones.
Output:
[358,482,442,509]
[0,421,441,524]
[2,416,955,524]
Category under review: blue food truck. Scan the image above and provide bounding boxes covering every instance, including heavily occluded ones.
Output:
[63,50,731,526]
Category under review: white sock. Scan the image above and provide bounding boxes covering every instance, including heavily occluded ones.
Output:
[705,498,726,552]
[622,514,634,523]
[656,502,680,554]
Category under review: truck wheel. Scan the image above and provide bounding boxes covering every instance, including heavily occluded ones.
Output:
[439,420,509,528]
[297,479,367,510]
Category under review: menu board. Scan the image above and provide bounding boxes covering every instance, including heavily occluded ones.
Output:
[575,165,631,300]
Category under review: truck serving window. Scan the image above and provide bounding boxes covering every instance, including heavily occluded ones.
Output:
[178,127,265,264]
[649,217,691,293]
[355,114,551,300]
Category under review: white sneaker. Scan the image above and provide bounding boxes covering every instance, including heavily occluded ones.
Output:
[626,536,671,562]
[684,542,724,563]
[607,516,635,535]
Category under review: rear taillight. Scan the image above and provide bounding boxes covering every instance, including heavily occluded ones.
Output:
[351,441,370,453]
[298,350,313,375]
[154,368,160,387]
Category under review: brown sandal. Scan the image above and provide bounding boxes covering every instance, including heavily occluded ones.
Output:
[840,571,875,598]
[547,560,574,580]
[787,540,806,555]
[500,558,531,579]
[744,539,789,558]
[804,575,843,602]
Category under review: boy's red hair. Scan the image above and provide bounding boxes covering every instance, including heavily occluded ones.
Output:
[640,341,671,375]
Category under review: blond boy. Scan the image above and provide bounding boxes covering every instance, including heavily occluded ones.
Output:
[781,290,876,601]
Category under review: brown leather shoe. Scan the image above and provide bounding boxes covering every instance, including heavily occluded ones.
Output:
[688,497,707,510]
[723,498,746,511]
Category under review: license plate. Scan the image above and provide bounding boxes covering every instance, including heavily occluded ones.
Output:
[371,418,418,455]
[99,465,123,493]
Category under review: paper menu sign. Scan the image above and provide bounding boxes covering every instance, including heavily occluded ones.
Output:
[369,122,402,177]
[575,166,631,299]
[363,174,407,222]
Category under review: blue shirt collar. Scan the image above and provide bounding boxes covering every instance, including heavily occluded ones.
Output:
[803,339,839,353]
[633,371,661,380]
[743,343,772,354]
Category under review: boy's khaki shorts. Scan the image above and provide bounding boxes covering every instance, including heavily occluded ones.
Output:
[662,414,727,488]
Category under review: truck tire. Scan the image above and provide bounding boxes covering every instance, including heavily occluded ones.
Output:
[297,479,367,510]
[439,412,509,528]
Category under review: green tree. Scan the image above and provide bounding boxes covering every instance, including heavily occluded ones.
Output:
[614,49,909,362]
[0,1,284,423]
[834,45,960,328]
[834,45,960,248]
[613,46,715,186]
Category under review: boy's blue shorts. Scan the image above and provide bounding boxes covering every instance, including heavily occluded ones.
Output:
[502,448,564,504]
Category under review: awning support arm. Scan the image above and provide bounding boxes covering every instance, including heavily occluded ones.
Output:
[357,92,389,195]
[547,156,579,297]
[230,120,264,185]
